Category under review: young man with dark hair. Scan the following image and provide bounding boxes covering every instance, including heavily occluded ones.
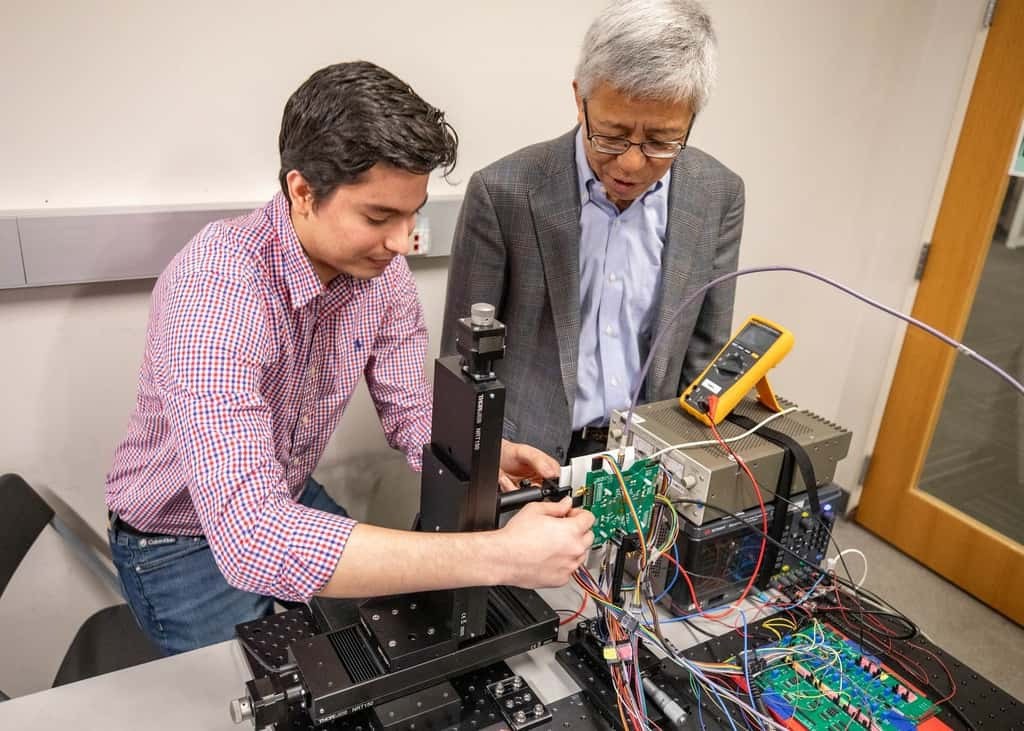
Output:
[106,61,594,656]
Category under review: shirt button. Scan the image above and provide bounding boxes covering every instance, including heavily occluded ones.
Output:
[605,325,615,336]
[608,273,618,283]
[610,377,619,387]
[309,367,318,379]
[302,415,311,426]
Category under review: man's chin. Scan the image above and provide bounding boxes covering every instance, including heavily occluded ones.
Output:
[348,260,392,280]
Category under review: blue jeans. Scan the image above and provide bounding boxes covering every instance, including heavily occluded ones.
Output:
[109,477,347,656]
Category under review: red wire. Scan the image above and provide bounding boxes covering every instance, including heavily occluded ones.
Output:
[697,395,768,620]
[906,641,958,705]
[559,592,589,626]
[660,549,703,609]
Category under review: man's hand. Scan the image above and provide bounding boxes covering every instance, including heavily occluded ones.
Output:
[498,438,560,492]
[496,497,594,588]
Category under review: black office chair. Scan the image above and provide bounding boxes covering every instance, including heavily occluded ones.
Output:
[0,473,163,698]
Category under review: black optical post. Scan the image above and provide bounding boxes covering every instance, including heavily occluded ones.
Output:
[417,302,507,640]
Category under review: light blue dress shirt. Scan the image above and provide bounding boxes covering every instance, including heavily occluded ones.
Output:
[573,128,670,430]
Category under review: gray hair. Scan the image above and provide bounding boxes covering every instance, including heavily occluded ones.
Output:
[575,0,718,111]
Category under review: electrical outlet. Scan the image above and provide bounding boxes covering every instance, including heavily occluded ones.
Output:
[409,217,430,256]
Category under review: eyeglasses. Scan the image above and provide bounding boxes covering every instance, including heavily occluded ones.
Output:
[583,98,695,159]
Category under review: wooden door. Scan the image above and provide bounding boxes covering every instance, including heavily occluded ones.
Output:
[856,0,1024,624]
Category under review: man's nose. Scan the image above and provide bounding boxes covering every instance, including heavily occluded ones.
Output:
[384,217,415,255]
[617,144,647,172]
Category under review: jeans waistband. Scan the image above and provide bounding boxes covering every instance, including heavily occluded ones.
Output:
[108,510,179,540]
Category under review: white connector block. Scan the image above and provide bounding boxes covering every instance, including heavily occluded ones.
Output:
[557,446,638,491]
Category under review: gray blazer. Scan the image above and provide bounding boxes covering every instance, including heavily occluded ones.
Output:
[441,128,745,462]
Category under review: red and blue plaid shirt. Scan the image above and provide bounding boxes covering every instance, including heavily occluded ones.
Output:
[106,192,432,602]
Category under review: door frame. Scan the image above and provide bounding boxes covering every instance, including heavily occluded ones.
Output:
[856,0,1024,624]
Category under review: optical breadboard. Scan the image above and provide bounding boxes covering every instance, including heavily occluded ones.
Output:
[608,395,851,525]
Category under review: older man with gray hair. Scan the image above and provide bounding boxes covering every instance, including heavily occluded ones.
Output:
[442,0,744,463]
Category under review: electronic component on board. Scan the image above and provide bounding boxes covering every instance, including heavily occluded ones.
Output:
[751,623,949,731]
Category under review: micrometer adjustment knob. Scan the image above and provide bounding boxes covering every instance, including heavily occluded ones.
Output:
[229,696,253,724]
[471,302,495,326]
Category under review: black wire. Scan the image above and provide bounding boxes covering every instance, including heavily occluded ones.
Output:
[815,588,977,727]
[767,490,888,651]
[667,499,978,729]
[671,499,832,579]
[944,700,980,731]
[672,497,920,637]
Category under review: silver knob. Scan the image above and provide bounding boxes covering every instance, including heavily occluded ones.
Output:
[470,303,495,327]
[230,697,253,724]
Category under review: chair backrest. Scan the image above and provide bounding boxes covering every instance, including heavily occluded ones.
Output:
[0,474,55,600]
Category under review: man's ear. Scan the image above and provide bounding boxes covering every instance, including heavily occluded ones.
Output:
[572,80,585,126]
[285,170,314,216]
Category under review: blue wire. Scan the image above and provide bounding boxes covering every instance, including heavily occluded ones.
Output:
[695,681,707,731]
[739,610,766,731]
[632,635,649,722]
[653,542,680,604]
[703,677,739,731]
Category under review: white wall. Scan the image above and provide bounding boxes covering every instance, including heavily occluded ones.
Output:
[0,0,985,697]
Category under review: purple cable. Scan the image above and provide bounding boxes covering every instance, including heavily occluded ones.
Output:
[623,265,1024,439]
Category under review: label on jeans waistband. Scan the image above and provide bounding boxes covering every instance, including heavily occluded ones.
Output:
[140,536,177,547]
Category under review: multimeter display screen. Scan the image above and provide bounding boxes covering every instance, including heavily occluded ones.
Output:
[735,323,779,354]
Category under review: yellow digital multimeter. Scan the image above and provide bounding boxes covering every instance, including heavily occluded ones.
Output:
[679,315,794,426]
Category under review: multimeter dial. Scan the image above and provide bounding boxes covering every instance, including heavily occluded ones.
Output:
[683,321,782,414]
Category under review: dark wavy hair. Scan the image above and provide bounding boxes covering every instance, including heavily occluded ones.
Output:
[278,61,458,207]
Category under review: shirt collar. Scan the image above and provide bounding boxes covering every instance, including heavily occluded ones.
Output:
[574,127,671,210]
[267,192,327,310]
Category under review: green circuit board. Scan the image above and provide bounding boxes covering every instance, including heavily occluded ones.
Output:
[582,458,659,546]
[754,623,939,731]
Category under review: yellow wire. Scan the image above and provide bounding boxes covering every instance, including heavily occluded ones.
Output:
[653,494,679,553]
[601,455,649,566]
